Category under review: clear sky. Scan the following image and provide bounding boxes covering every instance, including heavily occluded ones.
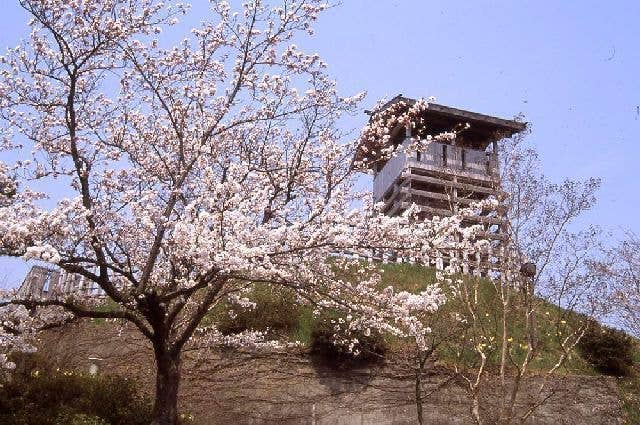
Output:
[1,0,639,287]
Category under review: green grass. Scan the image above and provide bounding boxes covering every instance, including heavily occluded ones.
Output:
[619,372,640,424]
[195,262,598,375]
[89,299,121,325]
[290,307,315,344]
[617,350,640,424]
[378,262,438,291]
[366,262,594,373]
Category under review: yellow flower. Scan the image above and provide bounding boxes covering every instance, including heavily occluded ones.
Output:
[507,337,513,343]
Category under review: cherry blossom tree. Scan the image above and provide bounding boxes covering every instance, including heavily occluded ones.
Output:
[0,1,474,423]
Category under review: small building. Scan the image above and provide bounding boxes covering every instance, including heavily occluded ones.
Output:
[17,265,104,299]
[358,95,526,272]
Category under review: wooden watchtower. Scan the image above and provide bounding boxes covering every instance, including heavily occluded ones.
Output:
[358,95,526,271]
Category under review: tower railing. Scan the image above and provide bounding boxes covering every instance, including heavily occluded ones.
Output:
[16,265,106,300]
[373,140,498,201]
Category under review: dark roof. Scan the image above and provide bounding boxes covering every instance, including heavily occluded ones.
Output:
[375,95,526,136]
[357,95,527,167]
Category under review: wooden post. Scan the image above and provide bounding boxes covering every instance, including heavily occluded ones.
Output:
[486,246,493,277]
[449,250,456,273]
[462,251,469,275]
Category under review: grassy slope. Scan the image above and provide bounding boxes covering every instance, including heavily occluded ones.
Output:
[193,262,615,371]
[369,263,595,373]
[198,262,601,373]
[294,263,587,369]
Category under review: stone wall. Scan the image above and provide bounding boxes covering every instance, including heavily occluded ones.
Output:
[37,322,624,424]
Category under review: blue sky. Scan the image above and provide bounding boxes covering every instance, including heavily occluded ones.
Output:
[1,1,639,287]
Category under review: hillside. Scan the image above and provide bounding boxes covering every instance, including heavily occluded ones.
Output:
[6,262,639,424]
[197,261,640,422]
[19,320,624,424]
[201,262,604,371]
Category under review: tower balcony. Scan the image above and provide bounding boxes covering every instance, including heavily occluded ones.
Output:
[373,140,499,202]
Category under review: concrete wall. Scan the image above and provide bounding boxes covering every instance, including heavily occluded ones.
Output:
[38,322,624,425]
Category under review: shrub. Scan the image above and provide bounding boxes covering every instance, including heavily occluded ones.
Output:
[55,412,109,425]
[0,353,152,425]
[216,286,302,337]
[577,320,635,376]
[309,314,387,369]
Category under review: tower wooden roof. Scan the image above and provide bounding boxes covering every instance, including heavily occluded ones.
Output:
[357,95,527,167]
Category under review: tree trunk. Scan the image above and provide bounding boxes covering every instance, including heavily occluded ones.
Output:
[151,348,181,425]
[415,354,427,425]
[415,369,424,425]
